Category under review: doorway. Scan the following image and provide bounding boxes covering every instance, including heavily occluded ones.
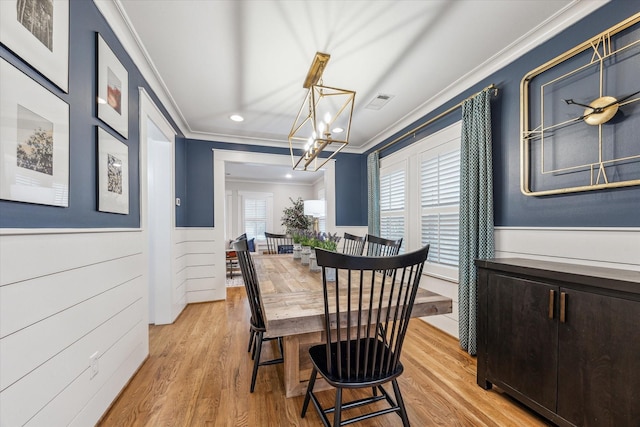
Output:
[139,88,177,325]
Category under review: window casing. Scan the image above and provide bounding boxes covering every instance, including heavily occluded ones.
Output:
[378,122,461,282]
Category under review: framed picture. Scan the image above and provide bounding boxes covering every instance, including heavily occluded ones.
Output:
[0,57,69,207]
[97,127,129,214]
[0,0,69,92]
[97,34,129,139]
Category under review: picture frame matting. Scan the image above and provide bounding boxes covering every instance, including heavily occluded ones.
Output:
[0,0,69,92]
[97,127,129,214]
[97,33,129,139]
[0,57,70,207]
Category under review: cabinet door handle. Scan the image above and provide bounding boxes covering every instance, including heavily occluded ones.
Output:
[548,290,555,319]
[560,292,567,323]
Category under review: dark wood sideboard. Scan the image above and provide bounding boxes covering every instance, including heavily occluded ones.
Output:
[475,258,640,427]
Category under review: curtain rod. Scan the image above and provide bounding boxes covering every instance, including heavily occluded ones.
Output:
[375,83,498,154]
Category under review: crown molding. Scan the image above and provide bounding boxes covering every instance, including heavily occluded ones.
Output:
[93,0,189,135]
[95,0,610,153]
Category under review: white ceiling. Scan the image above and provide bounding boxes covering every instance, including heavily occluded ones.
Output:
[114,0,606,180]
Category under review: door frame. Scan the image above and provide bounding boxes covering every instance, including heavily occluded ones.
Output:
[139,87,177,325]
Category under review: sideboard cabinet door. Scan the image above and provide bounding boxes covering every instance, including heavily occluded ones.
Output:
[485,274,558,412]
[556,288,640,426]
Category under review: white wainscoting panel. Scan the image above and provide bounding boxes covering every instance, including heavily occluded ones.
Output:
[418,227,639,340]
[177,228,225,303]
[494,227,640,270]
[0,229,148,426]
[419,275,460,339]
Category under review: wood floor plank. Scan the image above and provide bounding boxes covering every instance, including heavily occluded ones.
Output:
[99,287,551,426]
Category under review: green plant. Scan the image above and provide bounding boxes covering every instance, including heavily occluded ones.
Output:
[315,232,341,252]
[281,197,312,234]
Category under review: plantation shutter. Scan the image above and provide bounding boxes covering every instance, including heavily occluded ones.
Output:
[420,149,460,266]
[380,169,405,249]
[244,198,267,240]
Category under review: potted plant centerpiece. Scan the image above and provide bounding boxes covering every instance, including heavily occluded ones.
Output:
[309,232,341,276]
[291,230,303,259]
[299,230,314,265]
[281,197,312,261]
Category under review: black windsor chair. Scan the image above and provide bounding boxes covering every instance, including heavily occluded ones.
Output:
[232,239,284,392]
[264,232,293,254]
[301,245,430,426]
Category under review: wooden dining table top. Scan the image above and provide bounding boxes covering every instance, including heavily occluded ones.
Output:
[253,253,453,338]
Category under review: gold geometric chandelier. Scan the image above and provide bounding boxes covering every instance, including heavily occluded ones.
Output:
[289,52,355,172]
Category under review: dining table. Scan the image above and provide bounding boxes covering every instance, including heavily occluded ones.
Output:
[253,252,453,398]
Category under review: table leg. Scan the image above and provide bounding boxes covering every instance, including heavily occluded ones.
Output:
[282,332,332,398]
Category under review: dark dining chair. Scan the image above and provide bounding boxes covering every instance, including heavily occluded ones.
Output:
[365,234,403,257]
[341,232,366,256]
[265,232,293,254]
[301,245,430,426]
[232,239,284,392]
[226,233,248,278]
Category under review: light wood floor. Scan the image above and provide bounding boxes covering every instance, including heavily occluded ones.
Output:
[99,287,551,426]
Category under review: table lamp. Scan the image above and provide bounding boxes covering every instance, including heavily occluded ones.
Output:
[303,199,325,232]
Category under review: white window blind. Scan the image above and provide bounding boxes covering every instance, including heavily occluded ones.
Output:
[379,169,405,247]
[420,149,460,266]
[244,198,267,240]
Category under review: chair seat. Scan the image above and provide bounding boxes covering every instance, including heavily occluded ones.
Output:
[308,338,404,388]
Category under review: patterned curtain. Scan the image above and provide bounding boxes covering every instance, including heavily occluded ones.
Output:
[459,89,494,356]
[367,151,380,236]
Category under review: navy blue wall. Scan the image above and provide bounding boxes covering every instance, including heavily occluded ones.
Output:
[334,153,368,226]
[174,136,187,226]
[0,0,182,228]
[2,1,637,230]
[369,0,640,227]
[176,138,365,227]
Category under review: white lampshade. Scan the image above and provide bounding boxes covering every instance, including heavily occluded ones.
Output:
[304,199,325,217]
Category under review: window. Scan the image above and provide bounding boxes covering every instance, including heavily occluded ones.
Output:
[421,149,460,266]
[379,167,405,250]
[244,198,267,240]
[239,192,273,241]
[377,121,461,281]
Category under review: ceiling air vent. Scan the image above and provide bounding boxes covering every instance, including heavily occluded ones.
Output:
[365,93,394,110]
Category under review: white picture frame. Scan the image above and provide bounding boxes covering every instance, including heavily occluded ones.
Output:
[0,0,69,92]
[98,127,129,214]
[0,57,69,207]
[97,34,129,139]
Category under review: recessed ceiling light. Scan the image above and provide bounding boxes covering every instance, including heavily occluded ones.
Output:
[229,114,244,122]
[332,127,344,133]
[285,173,292,179]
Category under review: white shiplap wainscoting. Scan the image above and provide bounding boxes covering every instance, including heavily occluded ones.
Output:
[177,227,226,304]
[420,227,640,340]
[0,229,147,426]
[0,226,225,425]
[494,227,640,270]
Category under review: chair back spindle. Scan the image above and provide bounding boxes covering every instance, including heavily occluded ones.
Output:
[315,246,429,382]
[265,232,293,254]
[341,232,366,256]
[365,234,403,257]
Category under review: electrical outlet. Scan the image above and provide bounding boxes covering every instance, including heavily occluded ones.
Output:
[90,352,99,379]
